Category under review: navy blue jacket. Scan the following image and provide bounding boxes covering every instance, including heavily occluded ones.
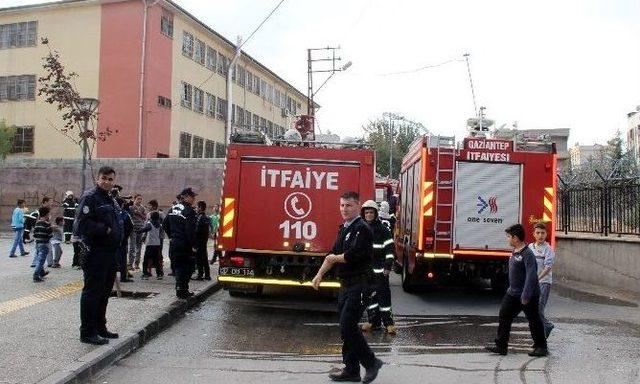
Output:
[74,186,124,253]
[330,217,373,280]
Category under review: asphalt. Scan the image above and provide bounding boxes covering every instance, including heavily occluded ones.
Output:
[0,238,220,384]
[94,275,640,384]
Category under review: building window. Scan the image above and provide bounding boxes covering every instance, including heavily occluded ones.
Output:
[204,140,215,158]
[252,115,259,132]
[267,121,273,138]
[215,142,226,158]
[274,89,281,108]
[237,66,246,87]
[216,98,227,120]
[193,87,204,113]
[180,82,192,109]
[260,79,267,99]
[160,11,173,37]
[0,75,36,101]
[194,38,205,65]
[253,75,261,95]
[280,92,287,109]
[0,21,37,50]
[237,106,244,127]
[206,93,215,117]
[206,46,217,70]
[266,84,273,103]
[286,96,293,112]
[246,71,253,92]
[10,125,34,153]
[295,102,301,115]
[157,95,172,109]
[179,132,192,158]
[245,111,252,128]
[217,54,228,76]
[192,136,204,158]
[259,117,266,133]
[182,31,193,58]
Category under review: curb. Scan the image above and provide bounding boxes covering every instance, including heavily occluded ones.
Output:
[37,280,223,384]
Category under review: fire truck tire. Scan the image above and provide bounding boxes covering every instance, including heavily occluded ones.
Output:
[401,254,415,293]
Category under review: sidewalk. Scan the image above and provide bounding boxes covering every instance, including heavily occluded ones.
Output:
[0,238,220,384]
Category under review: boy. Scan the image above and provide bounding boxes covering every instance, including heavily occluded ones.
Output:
[209,204,221,265]
[194,201,211,280]
[138,211,164,279]
[530,222,555,338]
[9,199,29,258]
[486,224,548,357]
[50,217,64,268]
[32,206,52,282]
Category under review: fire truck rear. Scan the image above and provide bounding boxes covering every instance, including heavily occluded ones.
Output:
[217,139,375,295]
[396,133,557,292]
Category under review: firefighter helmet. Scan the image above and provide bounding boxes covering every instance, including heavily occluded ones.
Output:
[362,200,378,211]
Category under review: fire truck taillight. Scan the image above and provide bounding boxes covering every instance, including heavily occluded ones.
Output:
[543,187,554,222]
[222,198,236,238]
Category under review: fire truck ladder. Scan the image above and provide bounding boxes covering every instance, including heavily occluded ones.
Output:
[433,135,456,255]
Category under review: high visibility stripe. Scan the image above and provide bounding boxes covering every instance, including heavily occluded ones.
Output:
[383,239,394,247]
[368,303,379,310]
[63,217,75,220]
[222,198,235,238]
[372,268,384,273]
[373,244,384,249]
[543,187,554,223]
[422,181,434,217]
[385,254,394,259]
[380,307,392,312]
[218,276,340,288]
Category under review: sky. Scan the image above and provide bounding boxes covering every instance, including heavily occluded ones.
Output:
[5,0,640,146]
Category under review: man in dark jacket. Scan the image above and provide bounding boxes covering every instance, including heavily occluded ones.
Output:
[312,191,384,384]
[194,200,211,281]
[62,191,79,243]
[162,188,197,299]
[74,166,124,345]
[360,200,396,335]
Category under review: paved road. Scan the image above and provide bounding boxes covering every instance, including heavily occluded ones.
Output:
[95,275,640,384]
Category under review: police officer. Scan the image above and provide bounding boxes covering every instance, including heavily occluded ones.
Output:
[360,200,397,335]
[63,191,79,243]
[162,188,197,299]
[312,191,384,384]
[74,166,124,345]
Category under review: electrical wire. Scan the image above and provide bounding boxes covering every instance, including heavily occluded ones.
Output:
[377,57,464,76]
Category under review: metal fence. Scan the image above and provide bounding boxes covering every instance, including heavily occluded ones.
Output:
[557,183,640,236]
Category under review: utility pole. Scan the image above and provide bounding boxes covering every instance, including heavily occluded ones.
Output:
[225,36,243,147]
[306,46,351,140]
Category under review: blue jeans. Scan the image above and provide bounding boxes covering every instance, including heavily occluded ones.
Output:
[33,243,49,279]
[539,283,554,332]
[9,228,26,256]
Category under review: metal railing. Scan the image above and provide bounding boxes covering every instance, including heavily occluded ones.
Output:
[557,182,640,236]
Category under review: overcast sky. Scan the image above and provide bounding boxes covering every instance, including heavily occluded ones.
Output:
[5,0,640,146]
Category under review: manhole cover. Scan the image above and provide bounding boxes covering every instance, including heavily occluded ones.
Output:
[110,290,159,300]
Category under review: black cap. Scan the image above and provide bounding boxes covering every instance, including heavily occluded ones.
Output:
[180,187,198,197]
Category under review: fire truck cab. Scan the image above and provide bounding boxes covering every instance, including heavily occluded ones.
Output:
[217,134,375,295]
[396,133,557,292]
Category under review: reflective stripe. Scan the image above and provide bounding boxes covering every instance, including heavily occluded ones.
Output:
[385,254,394,259]
[373,244,384,249]
[367,303,379,310]
[372,268,384,273]
[380,306,392,312]
[383,239,394,247]
[63,217,75,220]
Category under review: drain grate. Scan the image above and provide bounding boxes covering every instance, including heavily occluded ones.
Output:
[110,291,159,300]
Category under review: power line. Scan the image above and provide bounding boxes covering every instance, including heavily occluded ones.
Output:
[378,57,464,76]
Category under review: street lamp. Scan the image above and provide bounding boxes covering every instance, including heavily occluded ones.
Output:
[74,97,99,195]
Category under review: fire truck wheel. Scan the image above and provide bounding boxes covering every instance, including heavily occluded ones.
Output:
[401,254,415,293]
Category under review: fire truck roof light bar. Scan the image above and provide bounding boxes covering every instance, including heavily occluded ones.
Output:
[218,276,341,288]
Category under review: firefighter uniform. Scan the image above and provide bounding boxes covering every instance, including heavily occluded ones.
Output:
[162,191,197,299]
[360,200,396,334]
[330,215,378,378]
[23,208,39,243]
[63,192,79,243]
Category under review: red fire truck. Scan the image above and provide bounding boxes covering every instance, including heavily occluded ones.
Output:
[395,134,557,292]
[217,137,375,295]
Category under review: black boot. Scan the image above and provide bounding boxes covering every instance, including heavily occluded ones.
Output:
[329,369,361,382]
[80,334,109,345]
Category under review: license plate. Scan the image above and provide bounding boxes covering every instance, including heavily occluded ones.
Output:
[220,267,255,277]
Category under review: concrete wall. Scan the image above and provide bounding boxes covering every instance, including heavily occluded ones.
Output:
[555,233,640,294]
[0,158,224,226]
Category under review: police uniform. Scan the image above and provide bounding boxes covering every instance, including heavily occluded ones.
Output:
[194,211,211,280]
[162,190,197,299]
[63,193,79,243]
[361,200,396,333]
[330,215,378,377]
[74,185,124,344]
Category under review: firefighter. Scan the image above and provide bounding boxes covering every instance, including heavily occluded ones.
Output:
[360,200,397,335]
[378,201,396,234]
[62,191,79,243]
[311,191,384,384]
[162,188,197,299]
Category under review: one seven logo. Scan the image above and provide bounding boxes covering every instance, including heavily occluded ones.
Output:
[477,196,498,214]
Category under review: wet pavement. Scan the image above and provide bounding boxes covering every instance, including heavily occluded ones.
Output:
[95,275,640,384]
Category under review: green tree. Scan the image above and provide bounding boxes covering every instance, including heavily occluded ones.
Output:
[363,114,428,178]
[0,120,16,160]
